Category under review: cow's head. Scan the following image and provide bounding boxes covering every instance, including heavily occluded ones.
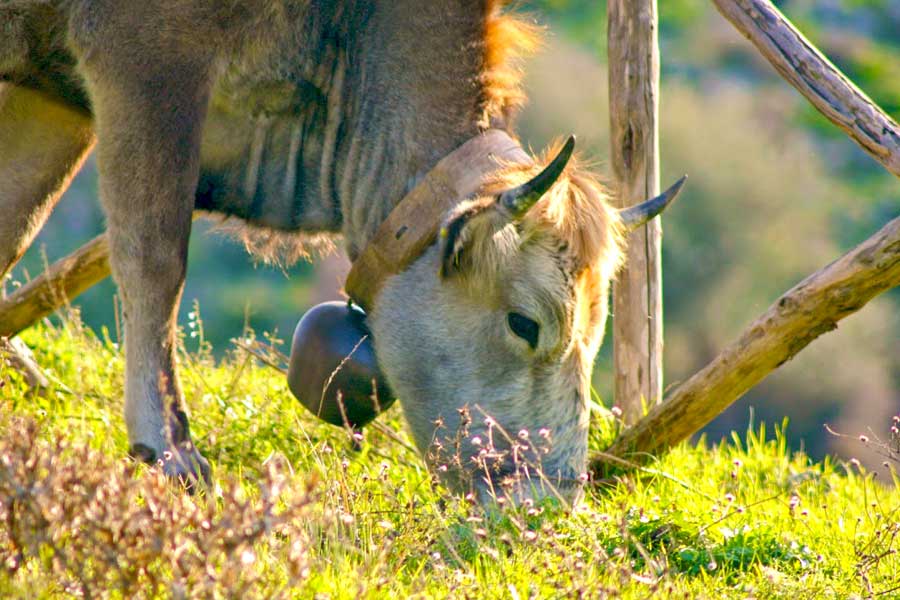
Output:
[289,137,683,505]
[368,138,681,503]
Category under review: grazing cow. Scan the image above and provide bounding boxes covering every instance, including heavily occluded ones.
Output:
[0,1,678,502]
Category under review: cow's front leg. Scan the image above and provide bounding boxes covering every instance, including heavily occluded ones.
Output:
[78,52,213,486]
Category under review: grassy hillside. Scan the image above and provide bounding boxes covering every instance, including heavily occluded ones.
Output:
[1,317,898,598]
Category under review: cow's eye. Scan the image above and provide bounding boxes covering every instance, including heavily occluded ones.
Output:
[507,312,539,350]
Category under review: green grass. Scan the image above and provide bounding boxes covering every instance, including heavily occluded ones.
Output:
[1,314,899,598]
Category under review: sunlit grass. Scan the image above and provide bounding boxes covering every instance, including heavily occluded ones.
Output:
[1,313,898,598]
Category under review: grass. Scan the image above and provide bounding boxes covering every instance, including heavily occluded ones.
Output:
[1,312,899,598]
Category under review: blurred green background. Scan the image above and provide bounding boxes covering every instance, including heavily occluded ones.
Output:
[6,0,898,464]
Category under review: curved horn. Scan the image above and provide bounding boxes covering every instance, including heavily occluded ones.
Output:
[498,135,576,219]
[618,175,688,231]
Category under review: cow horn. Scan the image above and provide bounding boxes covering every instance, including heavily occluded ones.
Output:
[498,135,576,219]
[618,175,687,231]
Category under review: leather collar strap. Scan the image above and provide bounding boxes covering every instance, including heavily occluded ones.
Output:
[344,129,531,312]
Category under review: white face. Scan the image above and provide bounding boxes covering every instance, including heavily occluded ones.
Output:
[369,205,611,504]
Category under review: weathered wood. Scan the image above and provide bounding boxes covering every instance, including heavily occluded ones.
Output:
[0,337,49,390]
[592,216,900,473]
[0,234,110,338]
[607,0,663,423]
[713,0,900,180]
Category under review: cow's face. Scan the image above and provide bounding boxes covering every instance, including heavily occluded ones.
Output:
[368,140,624,504]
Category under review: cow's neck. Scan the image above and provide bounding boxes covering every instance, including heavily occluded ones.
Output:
[333,0,511,260]
[198,1,515,261]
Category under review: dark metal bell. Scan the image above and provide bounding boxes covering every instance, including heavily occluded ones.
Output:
[287,301,394,428]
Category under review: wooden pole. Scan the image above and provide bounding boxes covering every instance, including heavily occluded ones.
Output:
[712,0,900,180]
[608,0,663,423]
[592,215,900,473]
[0,234,110,338]
[0,214,207,338]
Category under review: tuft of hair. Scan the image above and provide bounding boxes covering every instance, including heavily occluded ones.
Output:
[485,140,625,284]
[479,0,543,127]
[203,213,337,267]
[481,142,624,356]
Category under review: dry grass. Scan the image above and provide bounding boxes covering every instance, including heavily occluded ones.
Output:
[1,316,899,598]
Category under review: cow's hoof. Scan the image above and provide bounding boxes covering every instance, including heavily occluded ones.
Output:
[130,441,212,494]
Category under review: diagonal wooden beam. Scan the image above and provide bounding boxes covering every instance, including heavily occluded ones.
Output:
[0,213,208,338]
[0,234,110,338]
[592,215,900,474]
[713,0,900,179]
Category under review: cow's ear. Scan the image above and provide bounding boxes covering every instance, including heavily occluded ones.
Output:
[439,196,510,279]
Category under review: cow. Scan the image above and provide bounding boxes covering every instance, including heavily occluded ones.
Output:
[0,1,679,503]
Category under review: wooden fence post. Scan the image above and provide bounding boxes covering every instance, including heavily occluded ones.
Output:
[608,0,663,423]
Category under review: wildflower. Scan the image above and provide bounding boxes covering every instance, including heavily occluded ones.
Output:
[610,406,623,417]
[518,429,529,440]
[241,549,256,565]
[859,435,869,443]
[724,493,735,503]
